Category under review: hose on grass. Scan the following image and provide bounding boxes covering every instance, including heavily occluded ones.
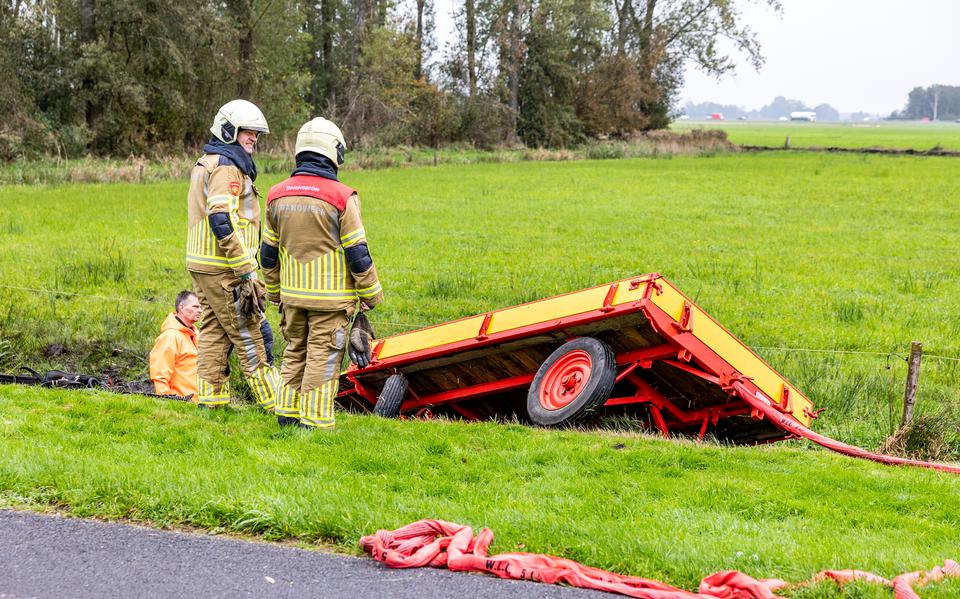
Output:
[732,380,960,475]
[360,519,959,599]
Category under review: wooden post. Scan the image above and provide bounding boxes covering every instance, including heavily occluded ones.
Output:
[784,135,790,149]
[901,341,922,428]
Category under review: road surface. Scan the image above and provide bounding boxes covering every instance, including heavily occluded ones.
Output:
[0,509,612,599]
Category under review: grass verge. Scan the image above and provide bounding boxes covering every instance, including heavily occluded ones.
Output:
[1,386,958,597]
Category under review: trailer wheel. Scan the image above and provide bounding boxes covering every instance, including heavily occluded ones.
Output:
[527,337,616,426]
[373,374,408,417]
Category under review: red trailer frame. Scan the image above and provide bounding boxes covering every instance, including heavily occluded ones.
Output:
[338,273,817,443]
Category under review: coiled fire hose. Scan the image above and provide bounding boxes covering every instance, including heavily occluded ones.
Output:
[361,519,959,599]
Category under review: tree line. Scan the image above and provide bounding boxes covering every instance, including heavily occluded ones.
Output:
[0,0,776,160]
[890,85,960,122]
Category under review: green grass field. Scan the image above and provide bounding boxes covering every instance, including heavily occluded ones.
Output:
[1,152,958,451]
[2,151,959,596]
[1,386,958,598]
[672,120,960,151]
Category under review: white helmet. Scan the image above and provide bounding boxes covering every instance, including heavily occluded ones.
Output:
[296,117,346,166]
[210,99,270,144]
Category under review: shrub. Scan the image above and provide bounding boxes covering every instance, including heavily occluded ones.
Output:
[879,413,957,462]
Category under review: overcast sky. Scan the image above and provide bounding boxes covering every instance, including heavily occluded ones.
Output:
[681,0,958,115]
[432,0,957,116]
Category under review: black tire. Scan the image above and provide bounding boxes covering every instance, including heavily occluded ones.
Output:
[373,373,408,417]
[526,337,616,427]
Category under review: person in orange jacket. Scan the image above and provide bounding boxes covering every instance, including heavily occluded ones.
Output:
[149,290,201,400]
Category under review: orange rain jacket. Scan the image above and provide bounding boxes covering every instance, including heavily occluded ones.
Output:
[149,313,199,399]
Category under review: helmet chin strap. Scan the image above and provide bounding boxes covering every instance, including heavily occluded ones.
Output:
[220,122,237,144]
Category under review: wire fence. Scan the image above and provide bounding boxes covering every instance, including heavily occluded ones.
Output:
[3,283,960,364]
[0,284,167,305]
[753,346,960,364]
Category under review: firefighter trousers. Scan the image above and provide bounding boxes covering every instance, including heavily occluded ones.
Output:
[275,306,349,428]
[190,271,279,411]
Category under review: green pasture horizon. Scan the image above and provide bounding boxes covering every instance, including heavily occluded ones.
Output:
[672,120,960,150]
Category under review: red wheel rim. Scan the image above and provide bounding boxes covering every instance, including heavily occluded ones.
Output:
[538,349,593,410]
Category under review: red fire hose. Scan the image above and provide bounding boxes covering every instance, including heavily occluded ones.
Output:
[360,392,959,597]
[731,381,960,475]
[360,520,958,598]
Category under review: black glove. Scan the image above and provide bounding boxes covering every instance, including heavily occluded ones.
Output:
[348,312,377,368]
[235,275,266,320]
[356,310,376,336]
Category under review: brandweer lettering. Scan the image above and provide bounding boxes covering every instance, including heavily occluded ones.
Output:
[273,204,329,214]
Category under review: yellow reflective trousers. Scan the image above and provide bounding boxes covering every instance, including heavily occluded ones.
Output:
[275,305,349,428]
[190,271,279,410]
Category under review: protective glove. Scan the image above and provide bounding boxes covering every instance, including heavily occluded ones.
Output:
[235,273,266,320]
[348,312,377,368]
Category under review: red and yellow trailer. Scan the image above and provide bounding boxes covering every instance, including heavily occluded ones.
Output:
[338,273,818,443]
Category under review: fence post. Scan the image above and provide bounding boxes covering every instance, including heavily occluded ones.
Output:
[900,341,923,428]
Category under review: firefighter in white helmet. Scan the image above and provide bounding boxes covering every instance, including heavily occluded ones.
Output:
[261,117,383,429]
[185,99,280,410]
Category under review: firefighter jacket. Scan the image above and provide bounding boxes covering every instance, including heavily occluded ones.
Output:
[186,153,261,277]
[149,313,199,398]
[261,174,383,311]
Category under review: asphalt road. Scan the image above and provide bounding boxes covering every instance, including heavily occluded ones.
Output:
[0,510,611,599]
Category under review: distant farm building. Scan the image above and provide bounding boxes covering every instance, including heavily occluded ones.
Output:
[790,111,817,122]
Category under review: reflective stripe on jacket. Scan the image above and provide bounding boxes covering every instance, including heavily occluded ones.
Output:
[262,175,383,311]
[186,153,260,275]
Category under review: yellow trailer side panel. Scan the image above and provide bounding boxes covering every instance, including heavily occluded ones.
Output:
[379,315,487,359]
[649,280,813,426]
[378,277,649,360]
[612,279,650,307]
[489,286,608,333]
